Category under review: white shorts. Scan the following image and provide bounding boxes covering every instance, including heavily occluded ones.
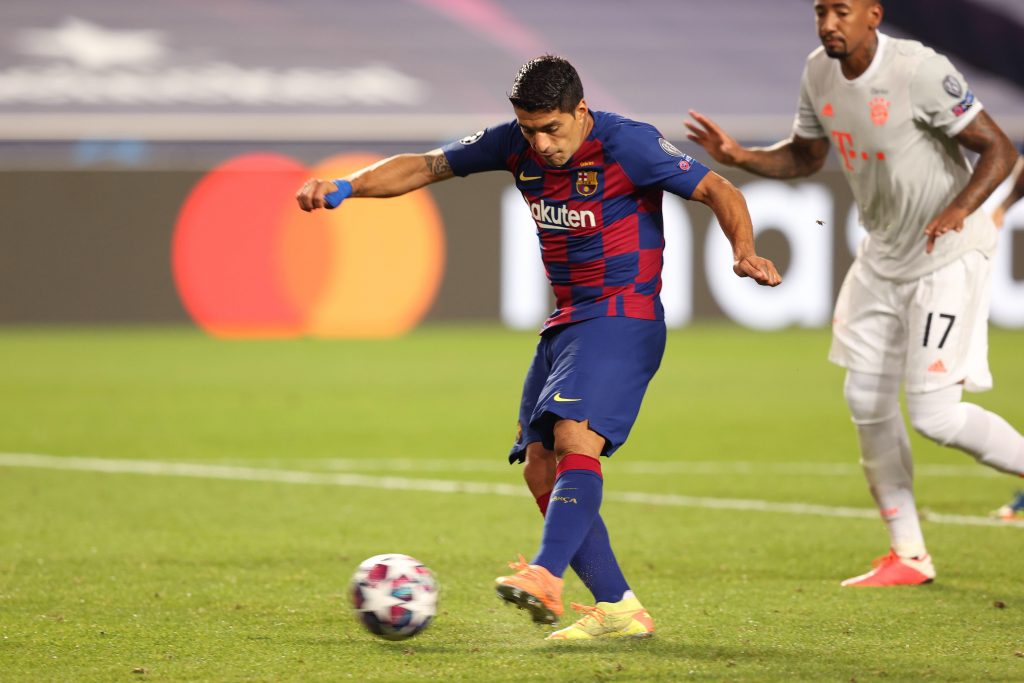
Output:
[829,250,993,394]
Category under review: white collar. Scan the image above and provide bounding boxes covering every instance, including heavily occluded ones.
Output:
[838,31,888,85]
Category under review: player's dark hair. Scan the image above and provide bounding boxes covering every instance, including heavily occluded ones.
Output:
[508,55,584,113]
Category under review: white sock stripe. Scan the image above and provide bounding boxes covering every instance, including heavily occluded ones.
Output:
[0,452,1018,529]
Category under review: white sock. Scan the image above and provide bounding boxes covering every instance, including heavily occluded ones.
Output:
[907,385,1024,476]
[951,404,1024,476]
[856,417,927,559]
[845,372,928,558]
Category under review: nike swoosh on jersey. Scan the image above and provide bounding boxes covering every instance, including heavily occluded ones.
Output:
[553,392,582,402]
[519,171,542,181]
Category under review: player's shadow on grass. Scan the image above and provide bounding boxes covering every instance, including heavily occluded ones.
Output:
[529,638,809,669]
[294,635,464,654]
[534,638,885,675]
[370,641,464,654]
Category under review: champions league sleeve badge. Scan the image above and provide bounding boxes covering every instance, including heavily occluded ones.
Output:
[658,138,686,157]
[659,138,694,171]
[942,75,963,99]
[459,130,484,145]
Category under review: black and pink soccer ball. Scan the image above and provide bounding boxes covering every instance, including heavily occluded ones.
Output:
[350,554,438,640]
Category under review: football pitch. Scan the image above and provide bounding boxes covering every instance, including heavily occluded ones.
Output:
[1,324,1023,682]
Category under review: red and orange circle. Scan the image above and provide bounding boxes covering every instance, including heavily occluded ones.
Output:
[172,152,445,338]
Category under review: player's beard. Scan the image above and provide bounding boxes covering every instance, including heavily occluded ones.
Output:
[821,36,848,58]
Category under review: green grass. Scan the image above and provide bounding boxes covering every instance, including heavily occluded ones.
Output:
[2,324,1024,682]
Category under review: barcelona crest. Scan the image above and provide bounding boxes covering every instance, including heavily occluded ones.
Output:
[576,170,599,197]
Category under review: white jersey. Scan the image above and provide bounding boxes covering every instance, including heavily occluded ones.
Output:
[792,32,998,281]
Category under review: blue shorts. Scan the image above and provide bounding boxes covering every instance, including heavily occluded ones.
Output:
[508,316,667,464]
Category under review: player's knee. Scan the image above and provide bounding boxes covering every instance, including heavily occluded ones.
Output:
[522,443,556,494]
[906,387,967,446]
[524,445,555,473]
[907,403,965,446]
[843,371,900,425]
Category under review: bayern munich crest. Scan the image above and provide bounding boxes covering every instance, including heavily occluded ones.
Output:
[869,97,890,126]
[576,170,599,196]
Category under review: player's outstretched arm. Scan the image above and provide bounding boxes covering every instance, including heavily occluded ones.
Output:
[685,109,828,179]
[924,111,1016,252]
[295,149,455,212]
[690,171,781,287]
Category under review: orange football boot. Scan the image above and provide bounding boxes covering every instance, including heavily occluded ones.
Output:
[495,554,564,624]
[841,549,936,587]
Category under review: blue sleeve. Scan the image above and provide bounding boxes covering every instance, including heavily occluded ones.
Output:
[607,120,710,199]
[441,121,520,177]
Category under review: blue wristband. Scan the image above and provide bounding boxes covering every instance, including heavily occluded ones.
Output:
[323,179,353,209]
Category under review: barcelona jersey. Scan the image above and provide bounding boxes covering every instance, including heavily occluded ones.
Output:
[442,111,710,330]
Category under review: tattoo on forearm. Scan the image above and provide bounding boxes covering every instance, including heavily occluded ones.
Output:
[956,156,1009,213]
[742,138,826,179]
[740,149,802,179]
[428,154,451,177]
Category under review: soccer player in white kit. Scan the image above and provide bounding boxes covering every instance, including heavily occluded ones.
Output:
[686,0,1024,586]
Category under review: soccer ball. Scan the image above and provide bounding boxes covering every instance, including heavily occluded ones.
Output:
[350,554,438,640]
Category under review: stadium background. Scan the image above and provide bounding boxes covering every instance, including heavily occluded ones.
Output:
[3,3,1024,680]
[1,0,1022,335]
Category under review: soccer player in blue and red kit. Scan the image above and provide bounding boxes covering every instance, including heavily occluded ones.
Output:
[297,56,781,640]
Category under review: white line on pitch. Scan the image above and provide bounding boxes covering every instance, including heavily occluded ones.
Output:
[0,452,1015,529]
[309,457,998,479]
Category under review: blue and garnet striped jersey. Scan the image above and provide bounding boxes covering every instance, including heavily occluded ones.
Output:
[442,110,710,331]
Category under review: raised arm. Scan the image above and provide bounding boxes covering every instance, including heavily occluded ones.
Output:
[296,149,455,212]
[923,111,1016,252]
[689,171,782,287]
[685,109,830,179]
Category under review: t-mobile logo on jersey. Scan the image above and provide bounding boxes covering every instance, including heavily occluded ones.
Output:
[831,130,887,172]
[529,199,596,231]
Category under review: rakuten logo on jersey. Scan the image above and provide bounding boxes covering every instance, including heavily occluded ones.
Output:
[529,199,596,231]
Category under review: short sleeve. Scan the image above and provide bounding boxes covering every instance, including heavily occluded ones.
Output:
[792,64,827,140]
[910,53,983,137]
[607,120,710,199]
[441,121,519,177]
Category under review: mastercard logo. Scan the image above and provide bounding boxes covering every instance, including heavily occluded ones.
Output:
[172,153,445,338]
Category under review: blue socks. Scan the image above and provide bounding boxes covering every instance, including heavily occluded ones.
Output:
[532,454,629,602]
[570,515,630,604]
